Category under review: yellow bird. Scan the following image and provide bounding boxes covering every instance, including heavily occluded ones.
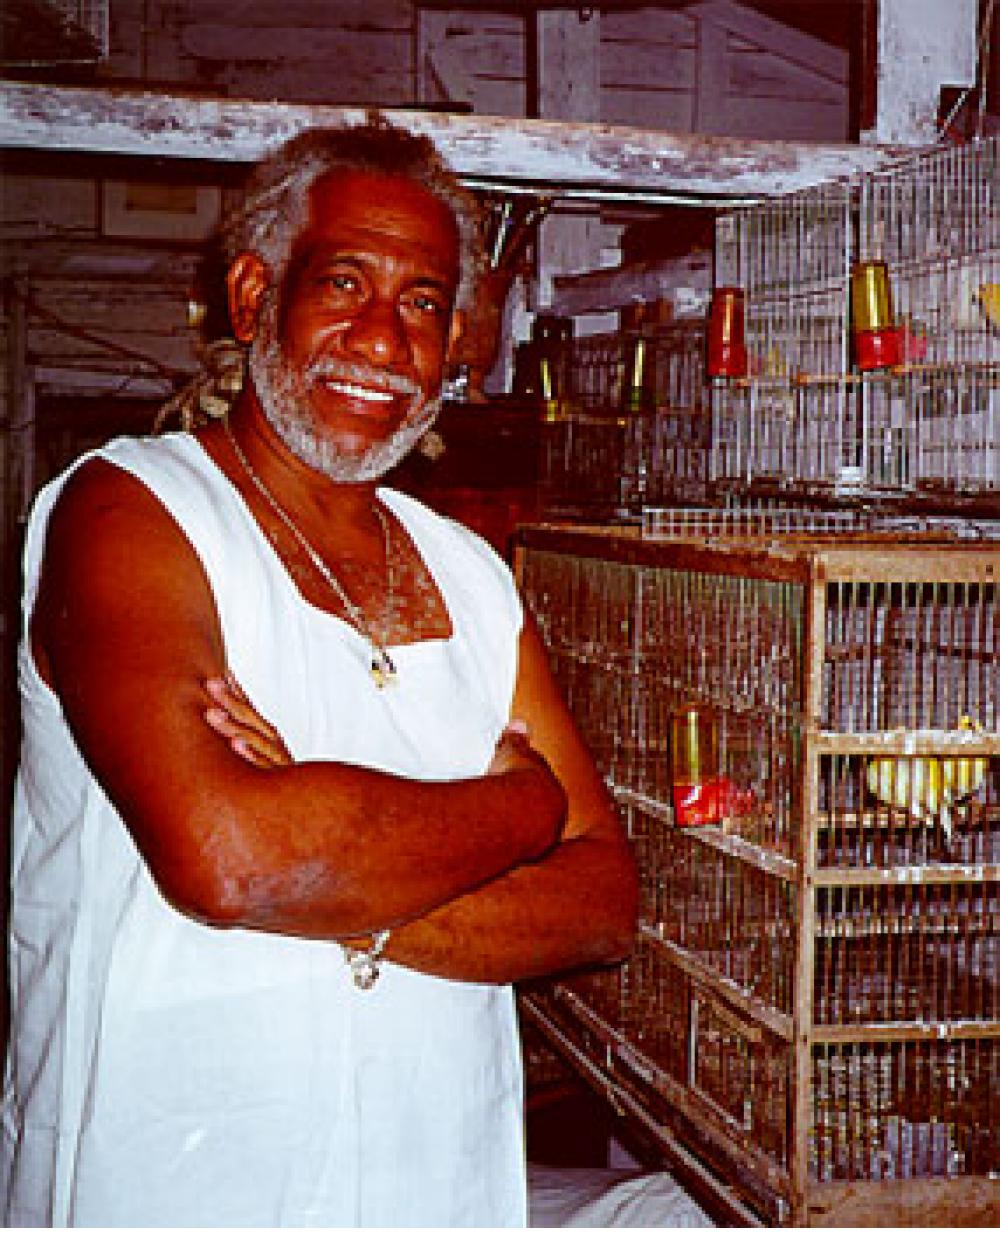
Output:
[978,283,1000,331]
[865,717,988,839]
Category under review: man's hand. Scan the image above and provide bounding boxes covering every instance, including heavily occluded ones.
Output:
[205,677,569,851]
[204,672,293,768]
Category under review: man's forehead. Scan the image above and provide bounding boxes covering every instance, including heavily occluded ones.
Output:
[298,168,461,275]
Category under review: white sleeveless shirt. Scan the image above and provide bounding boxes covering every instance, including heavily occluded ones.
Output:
[2,432,527,1227]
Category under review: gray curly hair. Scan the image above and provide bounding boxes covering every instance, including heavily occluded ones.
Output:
[223,111,483,313]
[157,112,483,432]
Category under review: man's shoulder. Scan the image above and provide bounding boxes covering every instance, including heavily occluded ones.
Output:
[29,434,220,593]
[42,432,190,522]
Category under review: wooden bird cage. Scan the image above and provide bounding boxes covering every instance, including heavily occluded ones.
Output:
[514,519,999,1226]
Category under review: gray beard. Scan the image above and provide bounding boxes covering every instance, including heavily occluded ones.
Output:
[248,304,442,484]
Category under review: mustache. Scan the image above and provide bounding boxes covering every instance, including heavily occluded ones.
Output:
[304,358,422,399]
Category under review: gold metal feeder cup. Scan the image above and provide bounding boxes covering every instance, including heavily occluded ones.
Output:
[851,260,901,370]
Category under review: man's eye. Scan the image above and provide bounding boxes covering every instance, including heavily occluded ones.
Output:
[319,272,358,294]
[410,293,446,317]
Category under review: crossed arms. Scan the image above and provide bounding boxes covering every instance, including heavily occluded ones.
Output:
[31,458,637,984]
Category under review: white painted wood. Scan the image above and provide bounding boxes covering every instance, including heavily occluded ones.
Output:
[0,83,905,200]
[537,8,601,122]
[550,251,712,318]
[870,0,978,143]
[536,10,605,308]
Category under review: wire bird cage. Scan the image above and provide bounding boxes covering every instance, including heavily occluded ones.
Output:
[712,138,998,502]
[515,521,999,1227]
[538,323,714,519]
[536,139,996,522]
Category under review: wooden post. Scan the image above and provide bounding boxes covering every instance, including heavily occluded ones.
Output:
[790,565,827,1224]
[535,9,606,309]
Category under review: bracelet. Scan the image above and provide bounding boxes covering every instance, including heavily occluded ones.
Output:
[343,928,391,990]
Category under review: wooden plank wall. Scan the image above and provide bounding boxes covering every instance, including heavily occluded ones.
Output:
[106,0,418,104]
[417,2,848,139]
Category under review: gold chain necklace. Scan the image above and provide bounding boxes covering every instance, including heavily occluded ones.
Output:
[222,420,398,688]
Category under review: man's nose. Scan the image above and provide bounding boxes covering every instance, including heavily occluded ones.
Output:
[342,299,408,368]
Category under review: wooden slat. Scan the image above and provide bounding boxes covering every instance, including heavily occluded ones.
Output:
[599,41,696,91]
[790,576,826,1224]
[811,1019,1000,1045]
[167,0,412,29]
[180,25,411,64]
[697,0,848,83]
[520,992,771,1226]
[639,924,796,1043]
[814,863,1000,887]
[543,984,794,1208]
[813,729,1000,757]
[814,543,1000,583]
[613,783,800,881]
[514,522,813,582]
[0,83,907,201]
[805,1175,1000,1227]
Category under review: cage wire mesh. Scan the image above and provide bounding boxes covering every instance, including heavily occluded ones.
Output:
[540,322,714,515]
[712,137,998,498]
[538,139,996,518]
[517,527,998,1222]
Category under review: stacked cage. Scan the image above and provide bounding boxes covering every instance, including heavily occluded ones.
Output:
[538,321,713,519]
[515,521,998,1226]
[712,137,998,504]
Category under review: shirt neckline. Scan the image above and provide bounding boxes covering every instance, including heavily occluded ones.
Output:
[184,431,457,652]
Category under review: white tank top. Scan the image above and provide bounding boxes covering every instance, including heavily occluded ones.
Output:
[2,432,527,1227]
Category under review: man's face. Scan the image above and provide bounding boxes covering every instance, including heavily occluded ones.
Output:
[247,168,463,482]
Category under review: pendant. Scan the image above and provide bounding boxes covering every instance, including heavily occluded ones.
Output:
[370,647,397,689]
[345,949,381,990]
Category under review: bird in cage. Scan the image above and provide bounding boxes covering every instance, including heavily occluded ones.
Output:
[865,717,988,841]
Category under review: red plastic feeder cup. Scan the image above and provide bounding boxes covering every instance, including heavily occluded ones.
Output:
[851,261,902,371]
[707,287,748,379]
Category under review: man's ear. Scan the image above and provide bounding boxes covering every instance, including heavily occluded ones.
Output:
[226,252,270,344]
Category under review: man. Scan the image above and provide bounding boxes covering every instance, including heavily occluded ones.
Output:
[2,115,636,1227]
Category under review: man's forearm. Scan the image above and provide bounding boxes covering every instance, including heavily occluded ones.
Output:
[171,754,567,938]
[366,828,638,985]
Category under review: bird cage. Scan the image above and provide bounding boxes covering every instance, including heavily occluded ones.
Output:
[539,322,714,519]
[712,137,998,504]
[514,520,998,1226]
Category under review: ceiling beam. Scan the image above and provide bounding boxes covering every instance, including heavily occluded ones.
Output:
[0,82,911,202]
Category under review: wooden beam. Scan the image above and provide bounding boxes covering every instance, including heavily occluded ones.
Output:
[0,82,908,202]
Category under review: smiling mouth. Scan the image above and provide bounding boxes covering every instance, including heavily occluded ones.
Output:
[320,378,397,404]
